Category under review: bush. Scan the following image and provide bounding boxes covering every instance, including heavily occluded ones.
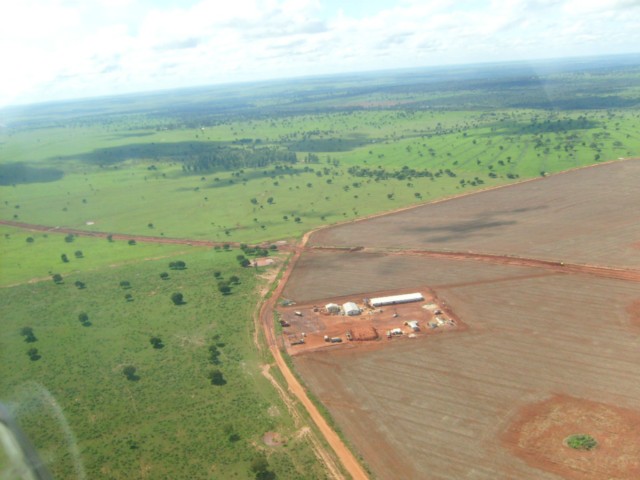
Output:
[566,434,597,450]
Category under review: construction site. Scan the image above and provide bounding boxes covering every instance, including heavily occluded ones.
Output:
[277,288,462,355]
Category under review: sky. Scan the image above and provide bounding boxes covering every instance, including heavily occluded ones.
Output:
[1,0,639,107]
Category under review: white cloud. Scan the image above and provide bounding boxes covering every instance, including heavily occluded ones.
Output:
[1,0,639,107]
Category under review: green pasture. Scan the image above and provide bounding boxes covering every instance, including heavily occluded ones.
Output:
[0,243,327,479]
[0,225,197,286]
[1,107,638,244]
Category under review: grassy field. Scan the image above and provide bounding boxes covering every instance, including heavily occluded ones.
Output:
[1,59,639,244]
[0,235,328,479]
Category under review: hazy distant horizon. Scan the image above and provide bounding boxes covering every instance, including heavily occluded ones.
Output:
[3,0,640,108]
[3,51,639,112]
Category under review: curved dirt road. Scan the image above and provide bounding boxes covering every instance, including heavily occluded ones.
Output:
[258,232,370,480]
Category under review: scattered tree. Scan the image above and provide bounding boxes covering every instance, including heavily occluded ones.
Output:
[207,369,226,385]
[171,292,184,305]
[122,365,139,381]
[20,327,37,343]
[169,260,186,270]
[27,348,41,361]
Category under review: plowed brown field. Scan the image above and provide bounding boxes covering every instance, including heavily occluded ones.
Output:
[286,159,640,480]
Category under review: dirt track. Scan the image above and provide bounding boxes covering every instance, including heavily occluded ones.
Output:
[257,232,370,480]
[310,246,640,283]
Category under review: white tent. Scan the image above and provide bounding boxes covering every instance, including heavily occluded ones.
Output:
[343,302,361,316]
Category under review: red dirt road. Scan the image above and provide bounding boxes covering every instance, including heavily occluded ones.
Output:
[258,234,369,480]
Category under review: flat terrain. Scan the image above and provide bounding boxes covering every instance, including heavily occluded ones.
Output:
[286,160,640,479]
[310,159,640,268]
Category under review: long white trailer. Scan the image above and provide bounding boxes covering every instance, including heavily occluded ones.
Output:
[369,292,424,307]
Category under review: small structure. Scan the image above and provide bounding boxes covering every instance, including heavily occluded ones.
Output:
[343,302,361,316]
[369,292,424,307]
[325,303,340,314]
[405,320,420,331]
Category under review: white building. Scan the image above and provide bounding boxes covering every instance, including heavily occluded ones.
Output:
[343,302,361,316]
[369,292,424,307]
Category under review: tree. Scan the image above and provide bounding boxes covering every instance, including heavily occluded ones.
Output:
[20,327,37,343]
[27,348,41,361]
[61,253,69,263]
[250,455,275,480]
[229,275,240,285]
[213,271,222,279]
[207,369,226,385]
[159,272,169,280]
[128,239,136,246]
[208,345,221,364]
[239,258,251,268]
[52,273,63,284]
[26,237,34,243]
[64,234,74,243]
[78,312,89,323]
[218,284,231,295]
[120,280,131,289]
[150,337,164,349]
[266,197,274,204]
[123,365,139,381]
[171,292,184,305]
[169,260,186,270]
[125,293,133,302]
[74,250,83,258]
[74,280,86,289]
[107,234,114,242]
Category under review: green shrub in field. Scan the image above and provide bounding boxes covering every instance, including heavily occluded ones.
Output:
[566,434,597,450]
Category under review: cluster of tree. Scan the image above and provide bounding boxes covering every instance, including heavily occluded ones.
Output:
[250,454,275,480]
[239,244,270,257]
[27,348,41,361]
[207,369,226,386]
[347,165,457,181]
[169,260,187,270]
[20,326,37,343]
[181,146,297,173]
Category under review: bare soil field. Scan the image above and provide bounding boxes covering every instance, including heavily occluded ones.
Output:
[293,272,640,479]
[309,159,640,269]
[279,160,640,479]
[504,395,640,480]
